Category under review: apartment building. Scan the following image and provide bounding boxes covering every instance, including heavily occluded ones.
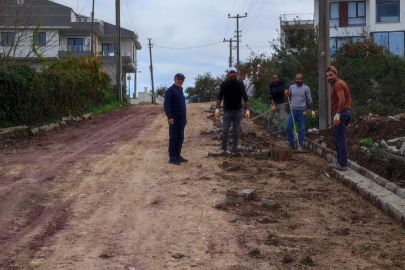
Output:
[0,0,141,84]
[314,0,405,56]
[280,1,404,56]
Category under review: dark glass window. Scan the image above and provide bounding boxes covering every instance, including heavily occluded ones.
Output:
[377,0,400,22]
[67,38,84,51]
[1,32,14,46]
[34,32,46,46]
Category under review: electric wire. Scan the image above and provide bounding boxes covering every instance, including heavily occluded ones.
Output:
[243,0,269,34]
[241,0,262,30]
[154,41,223,50]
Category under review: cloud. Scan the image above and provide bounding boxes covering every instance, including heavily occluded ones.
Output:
[54,0,314,94]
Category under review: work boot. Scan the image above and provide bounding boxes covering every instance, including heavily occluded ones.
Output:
[168,157,181,166]
[178,156,188,163]
[328,163,347,171]
[288,144,295,150]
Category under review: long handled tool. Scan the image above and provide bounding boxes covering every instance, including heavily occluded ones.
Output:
[286,94,309,154]
[249,102,289,122]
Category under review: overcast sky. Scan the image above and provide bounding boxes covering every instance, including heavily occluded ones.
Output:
[54,0,314,96]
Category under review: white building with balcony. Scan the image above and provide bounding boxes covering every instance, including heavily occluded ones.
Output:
[314,0,405,56]
[0,0,141,85]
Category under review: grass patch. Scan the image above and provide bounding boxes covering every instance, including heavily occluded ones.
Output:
[249,97,270,113]
[400,231,405,235]
[359,138,374,148]
[87,100,130,116]
[282,194,293,199]
[253,153,266,160]
[362,244,374,251]
[281,211,290,217]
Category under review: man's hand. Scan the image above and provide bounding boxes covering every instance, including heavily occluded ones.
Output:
[284,89,289,95]
[311,110,316,119]
[271,105,276,111]
[215,108,220,118]
[245,110,250,119]
[333,113,340,126]
[168,118,174,125]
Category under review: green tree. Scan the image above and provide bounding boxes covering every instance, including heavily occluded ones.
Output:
[156,83,169,97]
[185,72,223,102]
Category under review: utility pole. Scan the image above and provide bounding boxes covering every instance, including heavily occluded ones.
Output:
[223,38,233,68]
[147,38,155,104]
[318,0,331,130]
[115,0,122,101]
[228,13,247,79]
[91,0,95,56]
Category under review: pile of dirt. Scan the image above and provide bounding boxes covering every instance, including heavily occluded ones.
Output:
[307,114,405,186]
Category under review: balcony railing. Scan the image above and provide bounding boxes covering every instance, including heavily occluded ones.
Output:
[280,13,314,22]
[59,45,91,52]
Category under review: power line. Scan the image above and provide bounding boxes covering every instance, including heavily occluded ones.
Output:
[243,0,269,34]
[224,0,237,36]
[153,41,223,50]
[242,0,262,30]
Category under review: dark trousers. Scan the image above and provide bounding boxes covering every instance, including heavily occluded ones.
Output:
[168,117,186,160]
[333,110,351,167]
[222,110,241,152]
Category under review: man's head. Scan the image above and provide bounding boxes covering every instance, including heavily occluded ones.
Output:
[228,67,237,80]
[272,74,279,83]
[325,66,338,85]
[174,73,185,87]
[295,74,303,86]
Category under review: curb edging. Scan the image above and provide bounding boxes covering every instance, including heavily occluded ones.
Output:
[304,137,405,227]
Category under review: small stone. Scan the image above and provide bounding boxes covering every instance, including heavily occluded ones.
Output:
[400,142,405,156]
[171,253,185,259]
[242,189,257,200]
[261,198,277,209]
[128,267,136,270]
[282,254,294,264]
[30,128,39,136]
[83,113,92,120]
[225,191,244,205]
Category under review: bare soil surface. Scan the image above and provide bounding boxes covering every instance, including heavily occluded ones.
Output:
[0,103,404,270]
[306,114,405,187]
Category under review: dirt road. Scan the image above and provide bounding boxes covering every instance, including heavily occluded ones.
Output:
[1,103,404,270]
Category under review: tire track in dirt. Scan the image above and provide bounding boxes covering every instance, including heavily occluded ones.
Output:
[0,105,162,269]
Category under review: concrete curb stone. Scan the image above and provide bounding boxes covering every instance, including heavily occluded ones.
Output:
[305,137,405,226]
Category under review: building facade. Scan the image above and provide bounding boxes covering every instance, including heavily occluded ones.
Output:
[0,0,141,84]
[314,0,405,56]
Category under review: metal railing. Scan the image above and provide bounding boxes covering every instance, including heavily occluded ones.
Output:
[60,45,91,52]
[280,13,314,22]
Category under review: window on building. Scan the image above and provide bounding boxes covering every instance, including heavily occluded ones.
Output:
[348,1,366,25]
[330,3,340,27]
[377,0,400,22]
[33,32,46,46]
[1,32,15,46]
[374,31,404,55]
[330,1,366,27]
[330,36,364,56]
[102,43,115,56]
[67,38,84,51]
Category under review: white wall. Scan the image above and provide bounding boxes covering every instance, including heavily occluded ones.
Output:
[0,30,59,58]
[315,0,405,37]
[129,92,164,105]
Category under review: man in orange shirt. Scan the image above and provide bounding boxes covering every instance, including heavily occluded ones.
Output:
[326,66,352,171]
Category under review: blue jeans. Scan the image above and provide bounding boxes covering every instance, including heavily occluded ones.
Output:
[168,117,186,160]
[222,110,241,152]
[333,110,351,167]
[268,103,286,134]
[286,109,306,146]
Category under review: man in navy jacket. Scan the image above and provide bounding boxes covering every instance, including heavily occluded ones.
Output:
[164,73,188,165]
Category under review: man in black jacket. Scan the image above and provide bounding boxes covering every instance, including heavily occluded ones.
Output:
[268,74,288,137]
[164,73,188,165]
[215,67,250,154]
